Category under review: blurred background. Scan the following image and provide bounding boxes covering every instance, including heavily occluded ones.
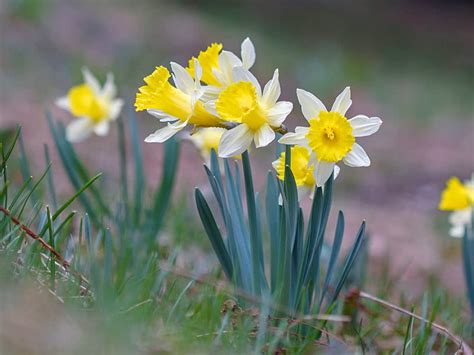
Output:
[1,0,473,295]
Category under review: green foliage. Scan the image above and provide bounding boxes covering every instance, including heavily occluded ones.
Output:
[1,122,472,353]
[195,147,366,331]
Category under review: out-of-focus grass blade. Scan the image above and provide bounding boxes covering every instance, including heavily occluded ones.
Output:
[47,113,99,223]
[46,206,56,290]
[44,144,58,210]
[195,188,233,280]
[128,109,145,225]
[52,173,102,222]
[148,136,180,239]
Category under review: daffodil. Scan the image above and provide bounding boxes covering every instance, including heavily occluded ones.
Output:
[279,87,382,186]
[185,127,227,164]
[208,67,292,158]
[187,38,256,100]
[439,174,474,237]
[135,60,223,143]
[55,67,123,142]
[272,146,339,200]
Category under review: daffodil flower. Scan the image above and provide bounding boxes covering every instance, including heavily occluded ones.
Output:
[185,127,227,164]
[209,67,292,158]
[135,60,223,143]
[439,174,474,238]
[279,87,382,186]
[55,67,124,143]
[187,38,256,100]
[272,146,339,200]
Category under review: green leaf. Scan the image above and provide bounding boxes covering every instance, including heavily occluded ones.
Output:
[195,188,233,279]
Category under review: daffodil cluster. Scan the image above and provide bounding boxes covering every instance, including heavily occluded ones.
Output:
[136,38,382,198]
[439,174,474,238]
[135,38,293,157]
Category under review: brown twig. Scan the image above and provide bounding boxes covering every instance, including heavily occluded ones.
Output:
[0,205,90,289]
[358,290,473,355]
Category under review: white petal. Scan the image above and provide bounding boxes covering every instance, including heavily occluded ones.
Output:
[241,37,256,69]
[109,99,124,120]
[55,96,70,110]
[343,143,370,167]
[267,101,293,126]
[144,120,188,143]
[204,100,218,116]
[254,124,275,148]
[66,118,94,143]
[201,85,221,102]
[171,62,195,94]
[333,165,341,179]
[218,50,242,84]
[296,88,327,121]
[278,126,309,145]
[449,225,465,238]
[101,73,117,99]
[349,115,382,137]
[147,109,169,120]
[262,69,281,107]
[218,124,254,158]
[315,160,335,187]
[93,121,110,136]
[192,58,202,82]
[331,86,352,116]
[232,67,261,97]
[81,67,101,94]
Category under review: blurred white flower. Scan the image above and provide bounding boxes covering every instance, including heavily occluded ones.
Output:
[56,67,123,143]
[439,174,474,238]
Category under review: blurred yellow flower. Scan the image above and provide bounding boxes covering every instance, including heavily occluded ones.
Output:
[439,174,474,238]
[56,67,123,142]
[211,68,292,157]
[185,127,226,163]
[272,146,339,200]
[135,61,223,143]
[439,177,474,211]
[279,87,382,186]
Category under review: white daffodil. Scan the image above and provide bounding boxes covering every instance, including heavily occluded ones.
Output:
[184,127,227,164]
[279,87,382,186]
[135,60,223,143]
[208,67,292,158]
[55,67,124,143]
[272,146,340,200]
[187,38,256,101]
[439,174,474,238]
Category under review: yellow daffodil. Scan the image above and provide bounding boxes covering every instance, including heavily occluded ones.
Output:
[439,174,474,237]
[185,127,227,164]
[135,60,223,143]
[279,87,382,186]
[187,38,256,100]
[56,67,123,142]
[272,146,339,200]
[207,67,292,157]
